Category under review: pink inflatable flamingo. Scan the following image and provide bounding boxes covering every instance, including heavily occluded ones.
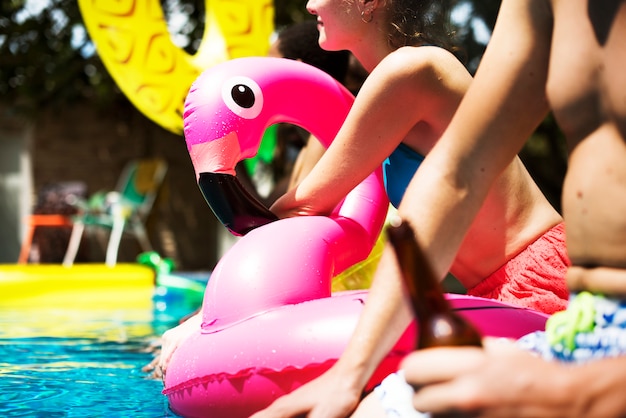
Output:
[163,57,549,418]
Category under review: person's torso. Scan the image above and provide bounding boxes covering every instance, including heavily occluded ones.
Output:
[548,0,626,270]
[384,143,562,289]
[379,45,563,287]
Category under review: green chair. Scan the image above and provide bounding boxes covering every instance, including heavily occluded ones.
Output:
[62,158,168,267]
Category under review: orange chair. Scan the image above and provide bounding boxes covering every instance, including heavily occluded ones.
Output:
[18,214,74,264]
[19,159,167,266]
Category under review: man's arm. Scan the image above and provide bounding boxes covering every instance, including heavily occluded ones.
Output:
[398,0,554,278]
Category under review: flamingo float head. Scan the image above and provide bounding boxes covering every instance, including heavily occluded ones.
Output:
[183,57,355,235]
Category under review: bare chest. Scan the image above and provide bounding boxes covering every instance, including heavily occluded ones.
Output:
[547,0,626,144]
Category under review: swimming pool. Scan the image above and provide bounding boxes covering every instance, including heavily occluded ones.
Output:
[0,267,206,417]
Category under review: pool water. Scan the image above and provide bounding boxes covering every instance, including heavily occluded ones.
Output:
[0,276,205,417]
[1,336,172,417]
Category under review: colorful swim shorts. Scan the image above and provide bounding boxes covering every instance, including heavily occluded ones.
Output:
[375,291,626,417]
[518,291,626,362]
[466,223,570,315]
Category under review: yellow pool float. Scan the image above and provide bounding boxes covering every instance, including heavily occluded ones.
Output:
[78,0,274,134]
[0,263,155,309]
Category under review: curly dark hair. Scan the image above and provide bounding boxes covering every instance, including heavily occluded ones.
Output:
[386,0,458,52]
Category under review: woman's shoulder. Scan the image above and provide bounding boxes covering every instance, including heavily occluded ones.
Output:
[370,46,470,98]
[383,46,465,72]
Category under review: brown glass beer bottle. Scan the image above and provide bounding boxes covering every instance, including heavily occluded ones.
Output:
[387,219,483,349]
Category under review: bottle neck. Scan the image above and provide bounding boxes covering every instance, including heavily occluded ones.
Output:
[387,221,450,317]
[387,220,483,349]
[412,289,450,319]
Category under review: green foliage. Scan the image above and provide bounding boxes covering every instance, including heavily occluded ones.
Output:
[0,0,120,116]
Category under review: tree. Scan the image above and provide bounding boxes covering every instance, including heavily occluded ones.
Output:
[0,0,122,117]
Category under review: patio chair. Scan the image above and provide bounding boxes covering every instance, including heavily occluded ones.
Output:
[18,181,87,264]
[62,158,168,267]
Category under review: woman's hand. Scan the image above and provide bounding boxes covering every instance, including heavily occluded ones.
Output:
[250,362,363,418]
[157,313,202,375]
[269,188,328,219]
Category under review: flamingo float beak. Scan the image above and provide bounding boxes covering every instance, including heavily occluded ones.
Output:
[198,172,278,236]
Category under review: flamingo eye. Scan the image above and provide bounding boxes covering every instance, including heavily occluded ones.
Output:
[222,76,263,119]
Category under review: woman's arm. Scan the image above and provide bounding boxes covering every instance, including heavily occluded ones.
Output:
[251,241,414,418]
[398,1,561,414]
[270,47,470,219]
[287,135,326,190]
